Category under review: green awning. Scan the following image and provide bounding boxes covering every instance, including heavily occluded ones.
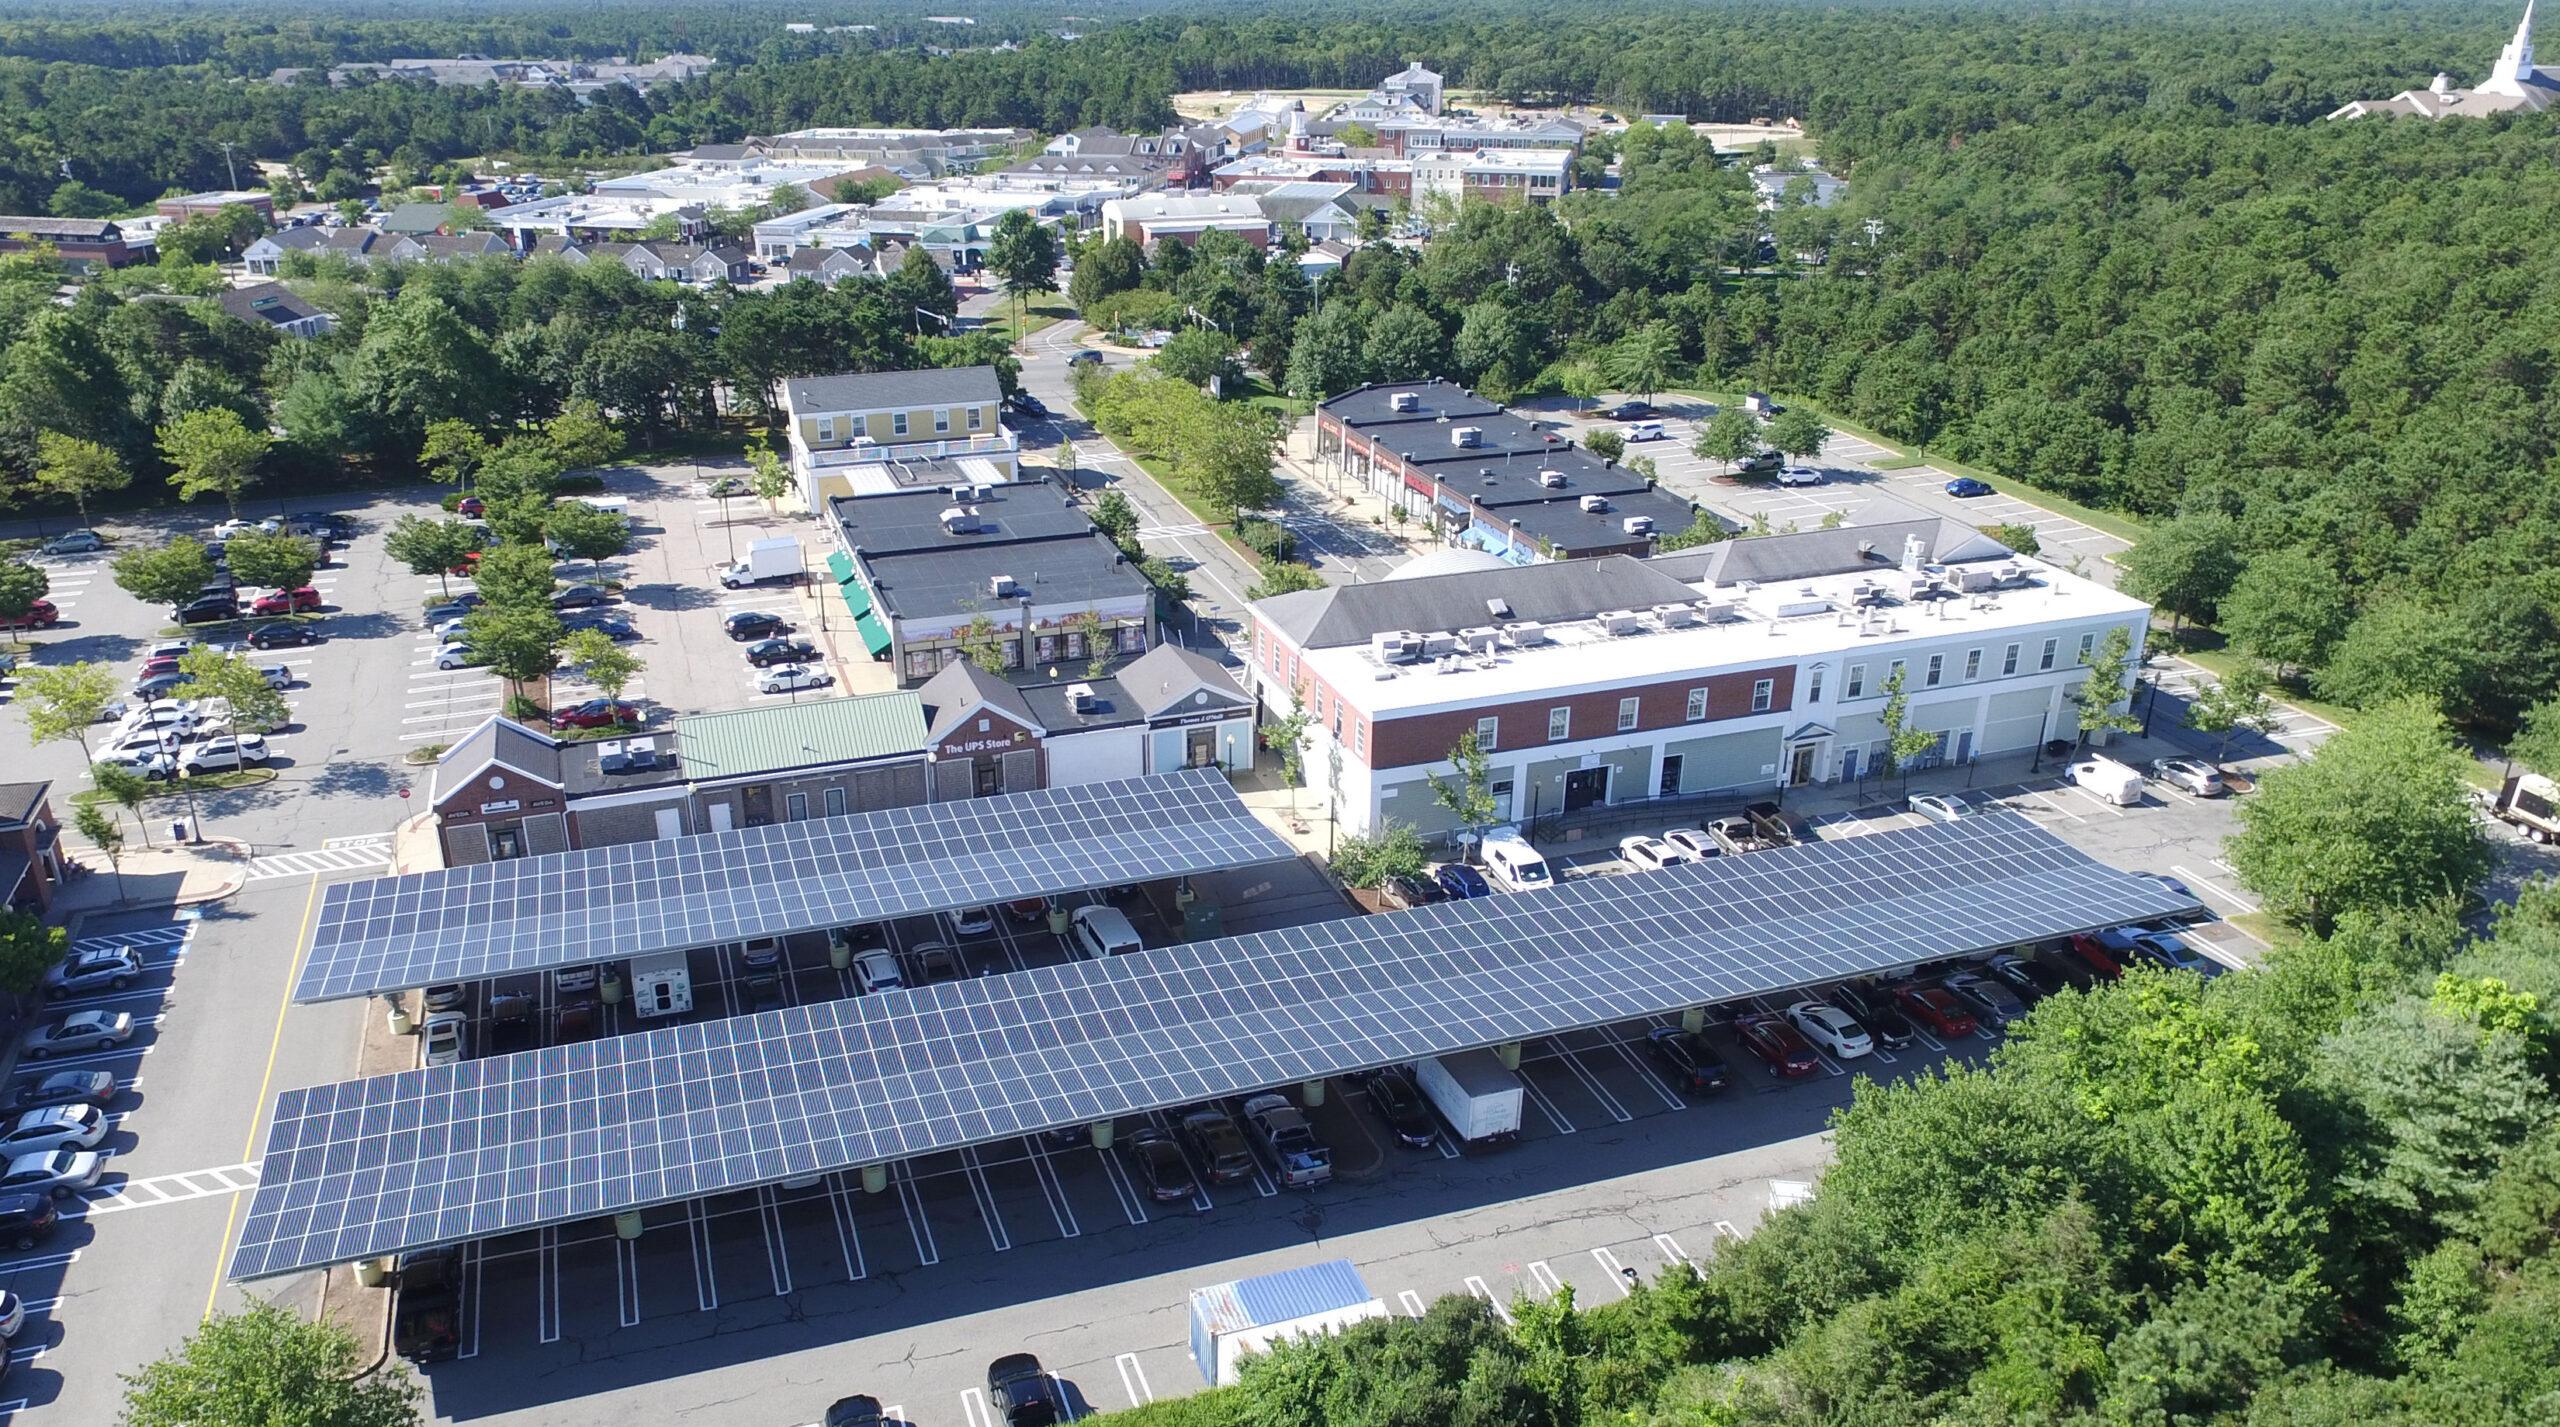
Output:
[829,556,877,624]
[854,608,893,656]
[826,550,854,584]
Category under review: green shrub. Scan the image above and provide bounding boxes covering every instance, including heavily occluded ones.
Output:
[554,473,607,496]
[1236,515,1295,562]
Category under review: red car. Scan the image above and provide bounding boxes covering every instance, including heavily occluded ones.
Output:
[251,587,323,616]
[1896,984,1980,1038]
[2063,932,2127,980]
[550,699,640,730]
[447,549,484,577]
[1734,1014,1821,1077]
[138,655,184,679]
[1004,897,1050,924]
[455,496,485,517]
[1,598,58,630]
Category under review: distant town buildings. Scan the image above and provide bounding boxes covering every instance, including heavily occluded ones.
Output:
[268,53,713,99]
[2330,4,2559,118]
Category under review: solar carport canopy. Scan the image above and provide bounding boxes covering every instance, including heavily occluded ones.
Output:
[294,769,1292,1003]
[230,811,2202,1281]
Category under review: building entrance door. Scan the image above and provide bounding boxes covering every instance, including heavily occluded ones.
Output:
[1790,743,1820,786]
[1564,766,1610,812]
[1658,755,1683,798]
[1186,727,1217,767]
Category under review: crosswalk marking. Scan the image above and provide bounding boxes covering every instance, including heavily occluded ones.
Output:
[245,845,392,881]
[78,1160,261,1217]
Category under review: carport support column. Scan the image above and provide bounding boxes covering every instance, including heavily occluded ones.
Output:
[862,1164,889,1194]
[614,1210,643,1240]
[1495,1042,1521,1071]
[1682,1007,1706,1035]
[1091,1119,1115,1150]
[1300,1079,1325,1107]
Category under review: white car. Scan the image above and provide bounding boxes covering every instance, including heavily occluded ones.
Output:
[421,1011,468,1067]
[432,616,471,641]
[944,906,996,938]
[1907,792,1975,823]
[1068,904,1143,960]
[94,747,174,780]
[1618,835,1692,872]
[1775,465,1825,486]
[757,663,833,695]
[433,643,480,670]
[142,640,197,663]
[180,734,271,774]
[38,530,104,556]
[116,701,203,736]
[212,518,256,540]
[0,1105,106,1156]
[1660,827,1720,861]
[1786,1000,1874,1059]
[0,1147,105,1200]
[851,949,905,995]
[258,663,293,690]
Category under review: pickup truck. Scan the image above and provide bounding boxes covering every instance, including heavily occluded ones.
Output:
[1708,814,1788,856]
[1240,1093,1332,1187]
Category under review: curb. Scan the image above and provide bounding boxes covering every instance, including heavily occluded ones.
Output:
[56,835,251,938]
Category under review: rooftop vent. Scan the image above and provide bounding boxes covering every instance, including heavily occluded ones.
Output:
[1419,630,1461,658]
[1578,494,1609,513]
[1066,682,1097,713]
[1507,620,1547,645]
[1696,600,1739,623]
[1456,626,1499,653]
[1371,631,1419,664]
[1622,515,1655,536]
[597,739,629,772]
[1389,391,1420,412]
[939,505,978,534]
[625,736,661,770]
[1451,425,1483,448]
[1486,596,1513,620]
[1599,609,1640,635]
[1774,592,1833,618]
[1536,469,1567,489]
[988,573,1017,598]
[1651,601,1694,626]
[1901,533,1929,573]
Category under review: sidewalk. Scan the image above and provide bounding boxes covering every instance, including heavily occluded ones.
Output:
[53,835,248,925]
[1275,425,1435,566]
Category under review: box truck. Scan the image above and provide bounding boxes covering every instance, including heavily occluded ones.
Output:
[628,949,694,1018]
[1414,1049,1525,1146]
[1189,1260,1386,1386]
[2493,772,2560,843]
[718,536,802,588]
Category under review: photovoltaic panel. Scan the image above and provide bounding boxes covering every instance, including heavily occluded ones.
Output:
[292,769,1292,1003]
[230,811,2202,1281]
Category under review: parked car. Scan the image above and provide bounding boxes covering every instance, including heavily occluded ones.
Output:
[1623,420,1665,442]
[393,1247,462,1363]
[212,518,257,540]
[1743,800,1810,845]
[0,599,59,631]
[1785,1001,1874,1059]
[0,1149,102,1200]
[1986,952,2068,1003]
[423,596,481,626]
[1660,827,1722,860]
[249,586,322,615]
[2149,757,2227,797]
[433,642,482,670]
[1896,982,1979,1037]
[421,1011,467,1066]
[987,1353,1064,1427]
[175,594,239,625]
[1124,1128,1196,1202]
[256,663,293,689]
[43,947,140,999]
[248,623,323,650]
[1240,1092,1332,1186]
[93,747,174,781]
[9,1071,117,1112]
[1907,792,1976,823]
[550,584,613,611]
[421,984,467,1013]
[179,733,271,774]
[23,1009,132,1059]
[758,663,833,695]
[132,671,188,700]
[454,495,485,518]
[703,476,749,498]
[1379,873,1445,911]
[1646,1027,1731,1095]
[2061,931,2129,980]
[0,1192,59,1251]
[1003,897,1049,925]
[1775,464,1826,487]
[1005,391,1051,418]
[822,1395,888,1427]
[1433,863,1492,900]
[137,654,185,679]
[852,949,905,995]
[550,699,641,730]
[913,943,965,985]
[0,1106,106,1157]
[1604,399,1653,420]
[1943,476,1995,498]
[1068,904,1143,960]
[37,530,104,556]
[1941,971,2028,1028]
[2129,927,2219,976]
[942,905,996,939]
[745,637,818,667]
[725,610,789,641]
[1178,1108,1256,1182]
[558,610,637,640]
[1361,1069,1438,1148]
[1827,982,1919,1050]
[1618,835,1692,872]
[1735,1014,1821,1076]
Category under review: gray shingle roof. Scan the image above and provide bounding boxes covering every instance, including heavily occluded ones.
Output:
[1647,495,2017,587]
[1258,555,1696,649]
[1114,643,1249,719]
[432,716,563,803]
[784,365,1002,415]
[918,659,1041,742]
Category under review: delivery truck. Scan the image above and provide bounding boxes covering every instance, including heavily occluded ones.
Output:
[1189,1260,1386,1386]
[1414,1049,1525,1146]
[628,949,694,1018]
[2061,753,2146,806]
[718,536,803,589]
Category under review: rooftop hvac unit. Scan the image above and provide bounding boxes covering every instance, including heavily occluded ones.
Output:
[939,505,978,534]
[597,739,629,772]
[1849,580,1876,601]
[1578,494,1609,513]
[1536,469,1567,489]
[989,573,1017,597]
[1456,626,1499,653]
[1451,426,1483,448]
[1651,602,1695,626]
[1486,596,1514,620]
[1370,631,1418,663]
[625,736,661,769]
[1696,600,1739,623]
[1436,654,1463,674]
[1954,567,1999,593]
[1389,391,1420,412]
[1419,630,1461,658]
[1622,515,1655,536]
[1066,682,1097,713]
[1995,563,2027,584]
[1860,615,1887,637]
[1775,594,1833,618]
[1599,609,1640,635]
[1506,620,1546,645]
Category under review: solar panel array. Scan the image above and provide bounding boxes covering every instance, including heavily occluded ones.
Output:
[294,769,1291,1003]
[230,811,2202,1281]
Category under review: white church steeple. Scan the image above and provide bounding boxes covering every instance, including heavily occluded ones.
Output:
[2482,1,2539,97]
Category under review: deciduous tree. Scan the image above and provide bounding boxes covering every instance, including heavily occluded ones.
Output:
[383,515,479,596]
[175,649,290,734]
[2219,546,2350,677]
[0,908,68,997]
[110,538,215,609]
[1765,405,1831,461]
[560,629,641,706]
[1692,405,1762,472]
[222,531,318,593]
[0,559,47,623]
[541,499,629,582]
[1427,729,1501,857]
[2187,663,2281,765]
[31,431,129,525]
[119,1300,420,1427]
[462,603,564,691]
[157,408,269,516]
[15,661,116,760]
[2116,510,2243,631]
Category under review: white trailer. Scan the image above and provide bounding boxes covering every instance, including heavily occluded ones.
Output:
[1414,1049,1524,1146]
[628,949,693,1018]
[718,536,802,588]
[1189,1259,1386,1386]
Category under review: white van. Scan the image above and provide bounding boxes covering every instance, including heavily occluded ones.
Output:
[1623,420,1665,443]
[2062,754,2145,806]
[577,495,630,516]
[1479,826,1554,893]
[1068,905,1144,960]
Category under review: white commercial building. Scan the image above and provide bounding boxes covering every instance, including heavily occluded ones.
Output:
[1246,500,2151,840]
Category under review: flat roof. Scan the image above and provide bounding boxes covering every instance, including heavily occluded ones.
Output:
[292,769,1289,1003]
[229,811,2200,1280]
[831,485,1093,557]
[1490,484,1705,554]
[863,530,1146,622]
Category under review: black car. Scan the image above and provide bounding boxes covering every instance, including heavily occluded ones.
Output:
[1605,400,1653,420]
[725,610,788,641]
[1178,1108,1256,1183]
[1433,864,1492,900]
[1380,873,1445,911]
[424,595,483,626]
[987,1353,1062,1427]
[1005,391,1050,418]
[247,622,323,650]
[559,611,637,640]
[0,1192,58,1253]
[175,595,239,625]
[824,1396,888,1427]
[393,1248,461,1363]
[10,1070,117,1112]
[1827,982,1917,1050]
[1067,349,1104,368]
[1124,1128,1197,1203]
[1647,1028,1731,1095]
[1985,953,2068,1004]
[745,637,819,667]
[1362,1069,1438,1148]
[550,584,613,611]
[915,944,965,984]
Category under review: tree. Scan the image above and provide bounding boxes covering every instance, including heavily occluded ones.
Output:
[2508,695,2560,780]
[0,560,47,624]
[985,209,1060,349]
[1067,235,1144,313]
[2187,663,2281,766]
[1156,327,1243,391]
[222,532,319,594]
[1607,323,1681,403]
[1332,821,1428,888]
[383,516,479,596]
[560,630,642,707]
[0,908,68,997]
[1092,489,1138,550]
[2313,596,2472,718]
[543,400,625,470]
[1249,559,1325,599]
[746,445,795,508]
[1657,511,1728,552]
[462,603,565,691]
[90,763,155,846]
[1875,664,1941,780]
[342,290,500,459]
[419,419,490,493]
[1137,554,1190,604]
[957,610,1008,673]
[111,539,216,609]
[1364,305,1446,382]
[157,408,270,516]
[1055,437,1081,486]
[1987,522,2042,556]
[885,244,958,328]
[1585,429,1626,464]
[31,432,129,525]
[175,650,290,734]
[1265,694,1313,815]
[1336,121,1381,149]
[2071,624,2142,746]
[119,1300,420,1427]
[470,543,560,611]
[2116,511,2244,632]
[1427,729,1502,858]
[1453,301,1532,395]
[2227,698,2491,932]
[73,804,126,906]
[1177,403,1284,514]
[542,500,630,582]
[1692,406,1763,473]
[1764,405,1831,461]
[2219,547,2350,676]
[15,661,116,760]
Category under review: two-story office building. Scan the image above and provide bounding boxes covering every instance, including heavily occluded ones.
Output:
[1246,500,2152,839]
[780,365,1020,510]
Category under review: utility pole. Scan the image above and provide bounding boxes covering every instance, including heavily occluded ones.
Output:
[219,141,241,191]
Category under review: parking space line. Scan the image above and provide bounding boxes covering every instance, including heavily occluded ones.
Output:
[893,1163,942,1266]
[824,1174,869,1281]
[1463,1275,1514,1326]
[1652,1233,1692,1267]
[1091,1141,1152,1224]
[757,1186,793,1296]
[1713,1220,1743,1243]
[959,1387,995,1427]
[959,1147,1012,1251]
[2023,788,2085,822]
[1525,1260,1564,1296]
[1145,1111,1218,1213]
[1115,1353,1154,1408]
[1592,1248,1636,1295]
[1397,1289,1427,1318]
[2169,863,2260,914]
[1610,1040,1689,1111]
[1026,1138,1082,1239]
[536,1226,562,1344]
[1513,1065,1578,1135]
[1548,1043,1633,1122]
[614,1234,643,1326]
[685,1199,720,1310]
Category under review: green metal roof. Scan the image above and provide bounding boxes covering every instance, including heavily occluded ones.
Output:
[675,691,925,780]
